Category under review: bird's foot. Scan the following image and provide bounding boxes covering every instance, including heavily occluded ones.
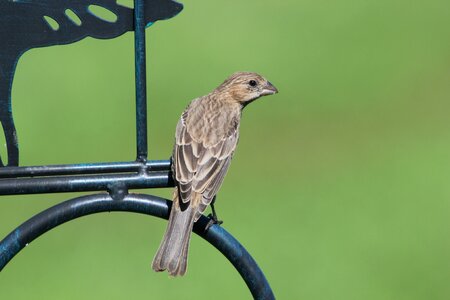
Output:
[205,213,223,231]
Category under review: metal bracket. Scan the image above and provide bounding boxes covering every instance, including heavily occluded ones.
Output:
[0,1,276,298]
[0,0,182,166]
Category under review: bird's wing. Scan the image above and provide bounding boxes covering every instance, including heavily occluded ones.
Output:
[173,107,239,218]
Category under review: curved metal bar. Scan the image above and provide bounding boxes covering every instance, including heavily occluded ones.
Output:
[0,193,275,300]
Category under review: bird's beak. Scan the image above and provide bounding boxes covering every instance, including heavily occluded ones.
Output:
[261,81,279,96]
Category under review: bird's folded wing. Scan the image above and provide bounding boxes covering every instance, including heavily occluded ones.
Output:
[174,109,239,218]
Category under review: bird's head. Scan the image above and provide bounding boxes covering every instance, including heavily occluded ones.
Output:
[217,72,278,106]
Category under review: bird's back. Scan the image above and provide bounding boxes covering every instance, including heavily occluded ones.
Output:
[183,94,241,148]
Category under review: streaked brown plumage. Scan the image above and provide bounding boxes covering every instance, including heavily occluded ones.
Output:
[152,72,278,276]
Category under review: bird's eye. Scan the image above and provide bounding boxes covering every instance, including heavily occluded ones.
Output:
[249,80,258,87]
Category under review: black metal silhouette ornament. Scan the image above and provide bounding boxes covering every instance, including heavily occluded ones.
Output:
[0,0,183,167]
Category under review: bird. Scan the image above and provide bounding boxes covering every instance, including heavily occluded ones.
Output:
[152,71,278,276]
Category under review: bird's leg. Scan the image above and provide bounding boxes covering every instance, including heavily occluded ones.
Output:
[209,195,223,223]
[206,196,223,231]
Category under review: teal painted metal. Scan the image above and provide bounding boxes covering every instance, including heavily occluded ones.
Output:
[0,0,182,167]
[135,0,149,162]
[0,194,275,300]
[0,1,275,298]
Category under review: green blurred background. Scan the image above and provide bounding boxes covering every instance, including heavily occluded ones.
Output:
[1,0,450,299]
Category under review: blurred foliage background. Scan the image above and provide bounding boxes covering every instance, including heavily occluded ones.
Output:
[1,0,450,299]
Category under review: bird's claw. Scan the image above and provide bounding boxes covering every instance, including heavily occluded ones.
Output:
[205,213,223,231]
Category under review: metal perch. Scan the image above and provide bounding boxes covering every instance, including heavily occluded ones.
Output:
[0,193,275,300]
[0,0,275,298]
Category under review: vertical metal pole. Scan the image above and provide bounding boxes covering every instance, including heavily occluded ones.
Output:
[134,0,148,162]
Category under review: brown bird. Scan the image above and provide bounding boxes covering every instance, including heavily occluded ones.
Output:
[152,72,278,276]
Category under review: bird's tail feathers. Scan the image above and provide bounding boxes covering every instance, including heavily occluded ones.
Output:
[152,189,196,277]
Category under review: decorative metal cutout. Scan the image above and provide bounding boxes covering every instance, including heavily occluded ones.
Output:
[0,0,183,167]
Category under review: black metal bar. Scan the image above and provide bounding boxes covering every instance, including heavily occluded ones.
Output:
[0,194,275,300]
[134,0,148,162]
[196,219,275,300]
[0,160,170,178]
[0,172,173,195]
